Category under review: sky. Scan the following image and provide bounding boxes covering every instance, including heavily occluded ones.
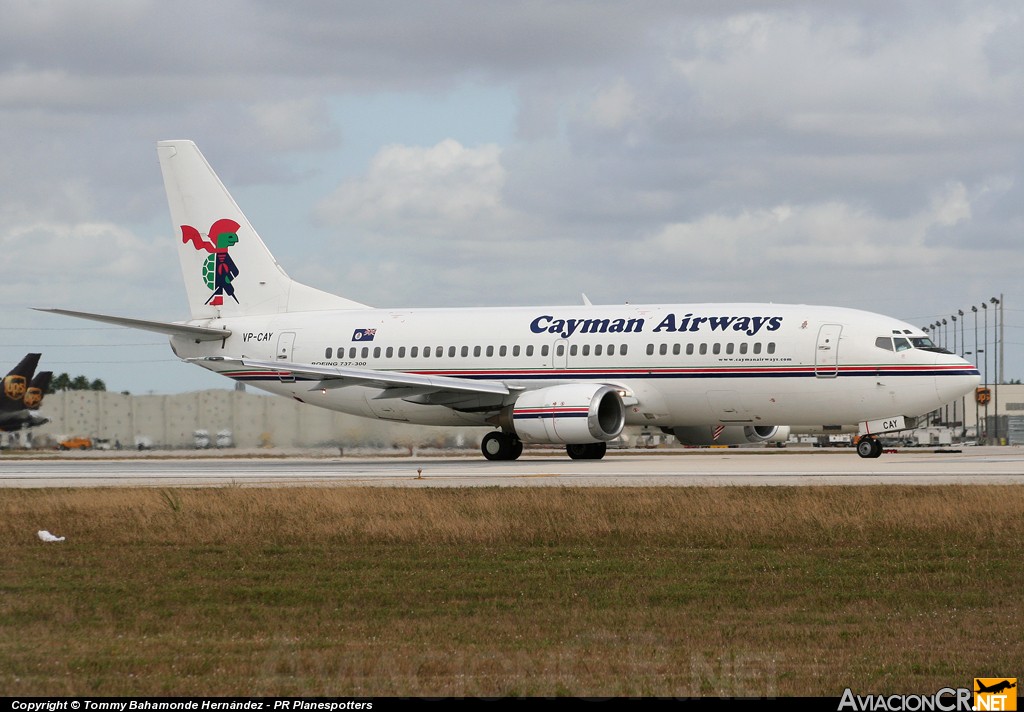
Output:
[1,0,1021,394]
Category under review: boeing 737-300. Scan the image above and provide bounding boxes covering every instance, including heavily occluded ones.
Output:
[38,141,980,460]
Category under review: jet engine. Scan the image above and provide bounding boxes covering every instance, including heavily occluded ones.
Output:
[508,383,626,444]
[668,424,790,447]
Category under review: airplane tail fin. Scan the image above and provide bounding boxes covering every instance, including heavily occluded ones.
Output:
[24,371,52,410]
[2,353,40,413]
[157,140,366,320]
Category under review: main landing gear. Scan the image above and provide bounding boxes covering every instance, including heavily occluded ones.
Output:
[566,442,607,460]
[481,431,524,461]
[856,436,884,459]
[480,432,609,461]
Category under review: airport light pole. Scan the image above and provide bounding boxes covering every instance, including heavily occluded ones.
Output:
[987,297,995,442]
[950,314,957,432]
[982,302,990,444]
[972,306,979,441]
[958,309,966,439]
[942,318,949,424]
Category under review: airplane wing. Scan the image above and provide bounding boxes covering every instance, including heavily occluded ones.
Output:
[239,358,512,399]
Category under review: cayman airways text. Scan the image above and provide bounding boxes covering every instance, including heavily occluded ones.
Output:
[529,313,784,339]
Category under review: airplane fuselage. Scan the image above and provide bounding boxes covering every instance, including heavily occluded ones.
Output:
[171,302,978,430]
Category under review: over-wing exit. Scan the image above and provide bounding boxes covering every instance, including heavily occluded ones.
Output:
[38,141,979,460]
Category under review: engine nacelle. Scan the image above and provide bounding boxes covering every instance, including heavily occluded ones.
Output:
[669,425,791,447]
[511,384,626,444]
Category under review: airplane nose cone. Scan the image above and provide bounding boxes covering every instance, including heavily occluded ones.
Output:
[935,357,981,406]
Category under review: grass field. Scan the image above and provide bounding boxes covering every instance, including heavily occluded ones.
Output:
[2,485,1021,697]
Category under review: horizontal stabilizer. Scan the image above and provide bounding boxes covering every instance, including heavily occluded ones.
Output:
[33,308,231,341]
[240,358,510,397]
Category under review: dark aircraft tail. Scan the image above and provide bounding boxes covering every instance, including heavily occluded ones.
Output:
[2,353,40,414]
[24,371,52,410]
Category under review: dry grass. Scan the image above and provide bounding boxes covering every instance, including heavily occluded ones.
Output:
[2,486,1021,696]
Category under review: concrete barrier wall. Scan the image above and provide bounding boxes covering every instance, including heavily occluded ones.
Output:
[33,389,483,450]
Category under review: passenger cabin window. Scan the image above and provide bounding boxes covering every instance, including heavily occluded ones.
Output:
[325,348,332,359]
[526,345,535,357]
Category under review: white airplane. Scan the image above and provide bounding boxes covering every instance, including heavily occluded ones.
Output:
[39,140,980,460]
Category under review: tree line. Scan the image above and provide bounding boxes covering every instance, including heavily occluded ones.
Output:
[47,374,106,393]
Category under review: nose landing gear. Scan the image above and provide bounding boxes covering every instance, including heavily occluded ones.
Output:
[856,436,884,459]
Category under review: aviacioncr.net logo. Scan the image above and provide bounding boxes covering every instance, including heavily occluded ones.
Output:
[838,687,973,711]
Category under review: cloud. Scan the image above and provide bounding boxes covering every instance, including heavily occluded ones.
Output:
[0,219,169,306]
[317,139,514,242]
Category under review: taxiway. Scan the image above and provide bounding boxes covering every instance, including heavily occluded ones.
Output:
[2,446,1023,487]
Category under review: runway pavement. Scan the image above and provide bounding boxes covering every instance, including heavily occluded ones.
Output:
[2,446,1024,487]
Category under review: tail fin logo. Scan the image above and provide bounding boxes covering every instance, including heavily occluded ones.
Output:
[24,386,42,409]
[181,219,242,306]
[4,375,27,401]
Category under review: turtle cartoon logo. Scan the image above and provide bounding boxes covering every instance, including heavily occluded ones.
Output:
[181,219,242,306]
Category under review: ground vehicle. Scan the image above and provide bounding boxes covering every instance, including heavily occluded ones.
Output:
[58,436,92,450]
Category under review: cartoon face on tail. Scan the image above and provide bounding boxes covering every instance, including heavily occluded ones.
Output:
[181,218,241,306]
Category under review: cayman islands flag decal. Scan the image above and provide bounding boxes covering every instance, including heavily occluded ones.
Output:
[352,328,377,342]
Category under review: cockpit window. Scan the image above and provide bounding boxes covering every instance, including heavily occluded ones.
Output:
[876,334,952,354]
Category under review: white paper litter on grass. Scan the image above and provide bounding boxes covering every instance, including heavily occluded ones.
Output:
[37,530,65,542]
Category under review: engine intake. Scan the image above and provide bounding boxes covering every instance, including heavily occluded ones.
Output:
[510,384,626,444]
[670,424,790,446]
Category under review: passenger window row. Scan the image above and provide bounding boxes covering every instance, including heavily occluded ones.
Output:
[325,344,553,360]
[323,341,774,361]
[645,342,776,356]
